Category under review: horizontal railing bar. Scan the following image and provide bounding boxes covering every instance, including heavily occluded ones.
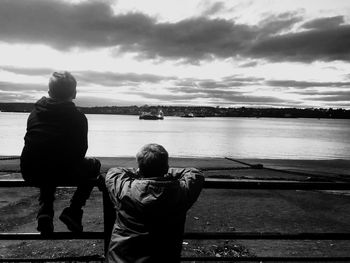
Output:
[181,256,350,262]
[2,232,350,240]
[183,232,350,240]
[205,179,350,190]
[1,178,350,190]
[0,179,99,187]
[0,255,104,262]
[0,232,104,240]
[1,256,350,262]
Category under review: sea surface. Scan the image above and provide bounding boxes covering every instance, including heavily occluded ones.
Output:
[0,112,349,159]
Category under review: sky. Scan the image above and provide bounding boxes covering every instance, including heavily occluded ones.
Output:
[0,0,349,108]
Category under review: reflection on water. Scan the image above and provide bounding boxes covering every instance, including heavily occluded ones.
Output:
[1,112,350,159]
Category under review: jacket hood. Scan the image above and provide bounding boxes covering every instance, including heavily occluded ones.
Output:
[34,96,77,116]
[129,178,182,211]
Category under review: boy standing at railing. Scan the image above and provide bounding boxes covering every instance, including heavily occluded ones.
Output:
[104,143,204,263]
[20,71,101,234]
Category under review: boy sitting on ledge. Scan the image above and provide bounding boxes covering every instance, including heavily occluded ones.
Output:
[104,143,204,263]
[20,71,101,234]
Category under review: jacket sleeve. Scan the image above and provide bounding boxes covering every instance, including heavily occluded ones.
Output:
[104,167,137,208]
[167,168,205,210]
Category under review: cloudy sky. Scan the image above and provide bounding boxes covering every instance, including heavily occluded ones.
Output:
[0,0,349,108]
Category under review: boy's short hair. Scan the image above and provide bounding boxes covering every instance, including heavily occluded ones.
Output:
[136,144,169,177]
[49,71,77,99]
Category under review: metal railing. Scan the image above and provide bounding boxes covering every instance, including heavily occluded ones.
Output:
[1,178,350,262]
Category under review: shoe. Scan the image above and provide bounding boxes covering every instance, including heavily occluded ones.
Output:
[37,214,54,234]
[59,207,83,232]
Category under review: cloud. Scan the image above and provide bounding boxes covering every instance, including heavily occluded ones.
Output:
[127,16,258,62]
[134,88,289,106]
[172,76,262,92]
[266,80,350,88]
[75,95,133,107]
[317,90,350,96]
[249,25,350,62]
[1,66,174,87]
[304,94,350,102]
[1,68,347,107]
[258,12,302,36]
[74,71,173,87]
[1,66,53,76]
[0,0,250,61]
[196,77,261,89]
[200,2,226,16]
[221,94,288,104]
[0,0,316,63]
[0,82,47,92]
[0,92,35,102]
[302,16,345,30]
[1,0,349,63]
[0,0,123,49]
[0,81,46,103]
[199,80,246,88]
[167,85,234,95]
[239,61,259,67]
[289,88,350,101]
[222,76,264,82]
[123,74,287,105]
[132,91,201,102]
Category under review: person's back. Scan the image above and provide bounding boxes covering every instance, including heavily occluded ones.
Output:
[105,144,204,263]
[21,96,87,176]
[20,71,100,234]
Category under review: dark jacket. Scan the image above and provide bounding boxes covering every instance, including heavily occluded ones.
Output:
[20,96,88,180]
[105,167,204,263]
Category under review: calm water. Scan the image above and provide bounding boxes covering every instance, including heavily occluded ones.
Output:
[1,112,349,159]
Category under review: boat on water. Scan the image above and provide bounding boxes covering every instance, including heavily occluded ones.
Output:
[180,113,194,118]
[139,110,164,120]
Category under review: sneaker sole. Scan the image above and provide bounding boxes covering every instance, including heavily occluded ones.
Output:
[59,214,83,232]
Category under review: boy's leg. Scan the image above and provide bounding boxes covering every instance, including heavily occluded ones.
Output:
[59,158,101,232]
[21,168,56,234]
[71,157,101,208]
[37,185,56,234]
[38,185,55,216]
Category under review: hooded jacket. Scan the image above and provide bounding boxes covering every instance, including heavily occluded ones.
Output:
[20,96,88,179]
[105,167,204,263]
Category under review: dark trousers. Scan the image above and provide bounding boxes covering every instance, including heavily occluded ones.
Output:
[22,157,101,217]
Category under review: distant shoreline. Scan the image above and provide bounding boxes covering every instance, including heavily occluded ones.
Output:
[1,102,350,119]
[2,110,350,120]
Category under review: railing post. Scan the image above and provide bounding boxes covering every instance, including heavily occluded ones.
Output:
[102,187,115,257]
